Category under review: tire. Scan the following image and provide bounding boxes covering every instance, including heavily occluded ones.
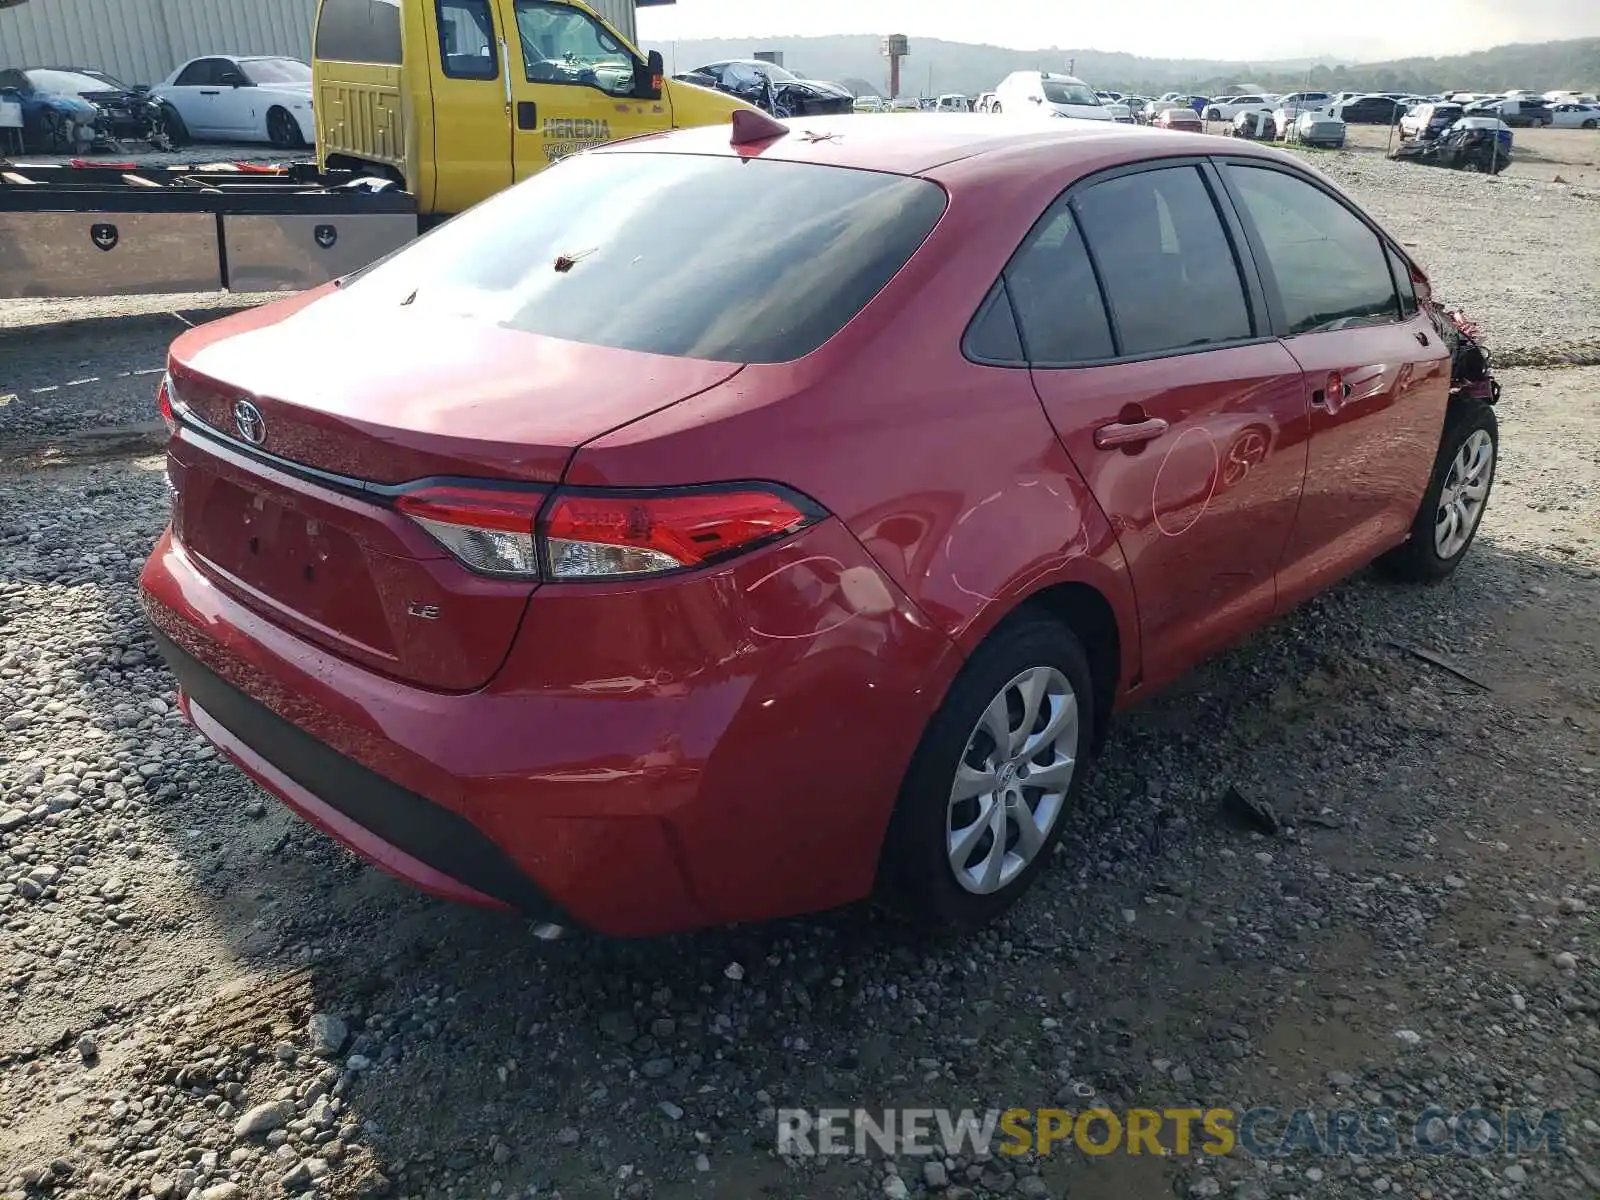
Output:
[1376,402,1498,583]
[267,106,305,150]
[1583,119,1597,130]
[37,109,72,154]
[161,104,190,148]
[991,102,1002,114]
[1206,108,1222,121]
[879,611,1095,931]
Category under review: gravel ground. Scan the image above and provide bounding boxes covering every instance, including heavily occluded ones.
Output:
[2,152,1598,1200]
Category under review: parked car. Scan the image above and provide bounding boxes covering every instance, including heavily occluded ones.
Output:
[677,60,854,118]
[975,91,997,113]
[0,66,170,146]
[1467,98,1550,128]
[853,95,884,113]
[889,97,921,112]
[992,71,1112,120]
[1336,95,1407,125]
[1094,92,1132,121]
[1276,90,1334,120]
[153,56,315,148]
[1400,102,1465,140]
[1550,102,1599,129]
[1282,107,1347,148]
[138,114,1495,937]
[1153,106,1202,132]
[1203,94,1272,121]
[936,93,970,113]
[0,67,104,153]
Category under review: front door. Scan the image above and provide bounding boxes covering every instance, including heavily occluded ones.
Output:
[506,0,661,182]
[1013,162,1311,689]
[1216,161,1451,609]
[424,0,514,214]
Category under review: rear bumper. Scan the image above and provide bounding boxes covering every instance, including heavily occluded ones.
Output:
[140,521,959,936]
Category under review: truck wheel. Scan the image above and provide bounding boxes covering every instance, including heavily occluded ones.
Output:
[1376,402,1498,584]
[267,107,305,150]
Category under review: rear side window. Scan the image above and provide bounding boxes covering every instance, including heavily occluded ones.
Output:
[437,0,498,79]
[341,153,948,364]
[315,0,403,66]
[1004,204,1114,363]
[1226,165,1399,335]
[1386,244,1418,317]
[1072,165,1252,356]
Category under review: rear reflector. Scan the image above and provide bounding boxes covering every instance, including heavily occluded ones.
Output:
[391,481,823,582]
[543,489,818,580]
[157,373,177,435]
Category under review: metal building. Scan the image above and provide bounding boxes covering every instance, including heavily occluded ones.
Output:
[0,0,644,86]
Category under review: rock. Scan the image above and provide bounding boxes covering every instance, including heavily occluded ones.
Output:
[1171,1063,1193,1085]
[641,1057,673,1079]
[695,1153,711,1172]
[307,1013,348,1057]
[1327,1070,1356,1089]
[659,1101,684,1121]
[883,1176,910,1200]
[234,1102,288,1138]
[557,1127,580,1147]
[1444,874,1466,889]
[0,808,27,830]
[1394,1029,1423,1048]
[1555,952,1578,971]
[724,962,746,982]
[1504,1163,1527,1183]
[1018,1178,1050,1198]
[281,1160,314,1193]
[76,1033,98,1062]
[200,1185,241,1200]
[149,1175,175,1200]
[1190,1179,1221,1198]
[16,878,43,901]
[924,1161,949,1190]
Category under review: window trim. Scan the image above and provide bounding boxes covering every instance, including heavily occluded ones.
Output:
[962,154,1277,372]
[512,0,641,94]
[1211,156,1405,338]
[435,0,501,81]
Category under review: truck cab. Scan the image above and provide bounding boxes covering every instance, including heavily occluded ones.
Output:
[312,0,751,218]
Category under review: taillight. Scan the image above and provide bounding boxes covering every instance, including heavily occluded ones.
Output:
[157,373,177,434]
[542,487,819,580]
[394,484,546,578]
[393,482,822,582]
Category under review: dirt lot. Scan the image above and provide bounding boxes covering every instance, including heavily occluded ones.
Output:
[2,146,1598,1200]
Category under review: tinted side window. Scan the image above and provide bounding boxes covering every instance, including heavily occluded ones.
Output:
[315,0,403,66]
[1004,203,1115,364]
[1073,166,1252,356]
[437,0,498,79]
[174,60,213,86]
[964,280,1026,365]
[1227,165,1399,335]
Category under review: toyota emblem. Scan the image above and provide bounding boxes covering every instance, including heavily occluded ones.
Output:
[233,399,266,446]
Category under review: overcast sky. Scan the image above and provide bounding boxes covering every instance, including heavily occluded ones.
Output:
[637,0,1599,63]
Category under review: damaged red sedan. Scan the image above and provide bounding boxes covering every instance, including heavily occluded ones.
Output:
[140,113,1499,937]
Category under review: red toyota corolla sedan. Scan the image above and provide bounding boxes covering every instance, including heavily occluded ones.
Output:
[140,113,1500,937]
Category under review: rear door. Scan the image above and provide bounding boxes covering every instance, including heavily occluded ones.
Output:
[1216,160,1450,609]
[423,0,514,213]
[507,0,659,182]
[1017,161,1311,688]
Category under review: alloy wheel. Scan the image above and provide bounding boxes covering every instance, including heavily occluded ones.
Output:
[946,666,1078,895]
[1435,428,1495,559]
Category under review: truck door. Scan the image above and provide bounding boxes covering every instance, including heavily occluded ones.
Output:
[504,0,668,182]
[423,0,514,214]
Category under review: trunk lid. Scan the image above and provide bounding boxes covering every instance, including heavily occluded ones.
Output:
[166,297,742,691]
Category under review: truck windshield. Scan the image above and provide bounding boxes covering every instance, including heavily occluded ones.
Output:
[339,152,948,364]
[1042,81,1099,106]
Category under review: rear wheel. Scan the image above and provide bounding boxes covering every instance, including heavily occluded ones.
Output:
[991,102,1002,114]
[1377,402,1498,583]
[1584,119,1597,130]
[267,106,304,150]
[879,612,1094,930]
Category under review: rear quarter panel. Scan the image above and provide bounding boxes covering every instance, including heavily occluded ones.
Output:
[567,141,1154,699]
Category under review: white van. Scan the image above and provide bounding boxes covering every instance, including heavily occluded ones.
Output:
[936,93,969,112]
[991,71,1112,120]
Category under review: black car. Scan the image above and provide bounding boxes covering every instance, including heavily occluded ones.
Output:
[1339,95,1407,124]
[675,60,854,118]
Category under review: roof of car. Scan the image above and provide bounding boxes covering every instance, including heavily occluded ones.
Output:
[598,112,1229,176]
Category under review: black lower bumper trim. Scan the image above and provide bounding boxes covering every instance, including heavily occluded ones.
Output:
[148,625,572,926]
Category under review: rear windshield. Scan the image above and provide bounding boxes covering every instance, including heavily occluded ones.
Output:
[341,152,948,363]
[315,0,402,65]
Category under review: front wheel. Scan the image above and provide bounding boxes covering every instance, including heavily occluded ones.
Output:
[267,106,305,150]
[879,613,1094,930]
[1376,403,1498,583]
[990,102,1002,114]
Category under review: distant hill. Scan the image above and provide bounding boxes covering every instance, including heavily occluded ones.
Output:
[646,35,1600,99]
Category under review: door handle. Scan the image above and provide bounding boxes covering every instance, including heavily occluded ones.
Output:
[517,100,538,130]
[199,90,220,96]
[1415,330,1430,346]
[1093,417,1170,449]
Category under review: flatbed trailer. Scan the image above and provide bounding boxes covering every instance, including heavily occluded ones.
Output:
[0,159,420,300]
